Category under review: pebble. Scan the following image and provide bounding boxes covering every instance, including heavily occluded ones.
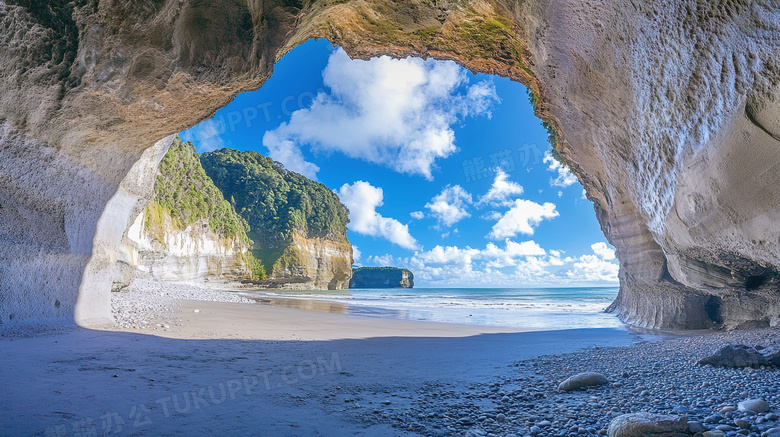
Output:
[132,300,774,437]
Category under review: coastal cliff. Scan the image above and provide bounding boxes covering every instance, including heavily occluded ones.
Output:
[112,137,259,289]
[201,149,353,290]
[350,267,414,289]
[115,138,351,291]
[1,0,779,328]
[114,205,252,288]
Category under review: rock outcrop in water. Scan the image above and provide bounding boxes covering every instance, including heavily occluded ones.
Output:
[349,267,414,289]
[1,0,779,329]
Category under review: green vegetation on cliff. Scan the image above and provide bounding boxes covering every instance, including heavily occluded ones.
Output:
[200,148,350,273]
[155,137,251,242]
[150,137,266,280]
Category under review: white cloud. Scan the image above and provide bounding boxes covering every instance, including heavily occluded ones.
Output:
[352,245,362,263]
[562,242,619,283]
[514,256,554,281]
[336,181,419,250]
[476,169,524,207]
[543,151,578,188]
[262,134,320,179]
[262,49,500,179]
[483,239,546,268]
[180,121,226,153]
[487,199,559,239]
[591,242,616,260]
[425,185,473,227]
[410,211,424,220]
[566,254,619,282]
[480,211,503,221]
[388,239,619,287]
[368,254,395,267]
[416,245,480,267]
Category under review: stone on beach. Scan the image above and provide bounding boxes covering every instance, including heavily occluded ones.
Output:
[738,399,770,413]
[606,412,689,437]
[697,345,780,368]
[762,427,780,437]
[558,372,608,391]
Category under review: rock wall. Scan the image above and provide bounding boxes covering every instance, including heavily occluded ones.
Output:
[113,207,250,289]
[1,0,779,329]
[267,233,353,290]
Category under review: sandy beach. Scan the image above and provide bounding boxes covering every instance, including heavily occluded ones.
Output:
[1,282,645,436]
[2,282,779,436]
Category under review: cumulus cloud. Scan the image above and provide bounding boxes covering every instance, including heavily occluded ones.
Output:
[401,240,553,285]
[591,242,616,260]
[262,48,500,179]
[352,245,362,263]
[565,242,619,282]
[410,211,424,220]
[543,151,578,188]
[368,254,396,267]
[378,239,619,286]
[336,181,419,250]
[487,199,559,239]
[425,185,473,228]
[476,170,524,207]
[483,239,546,268]
[262,134,320,179]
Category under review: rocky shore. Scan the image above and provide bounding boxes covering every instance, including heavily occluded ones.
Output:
[109,281,780,437]
[331,328,780,437]
[111,279,253,330]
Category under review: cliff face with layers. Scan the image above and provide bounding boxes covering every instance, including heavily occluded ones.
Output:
[114,206,251,288]
[267,233,353,290]
[112,137,256,288]
[1,0,779,329]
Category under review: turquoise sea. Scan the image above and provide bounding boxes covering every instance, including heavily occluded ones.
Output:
[240,287,623,330]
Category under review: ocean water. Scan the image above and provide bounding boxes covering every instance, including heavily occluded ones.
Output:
[240,287,623,330]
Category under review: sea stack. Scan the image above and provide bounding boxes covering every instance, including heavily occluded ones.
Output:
[349,267,414,289]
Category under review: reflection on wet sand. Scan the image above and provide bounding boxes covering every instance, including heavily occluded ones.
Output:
[242,293,412,320]
[244,295,350,314]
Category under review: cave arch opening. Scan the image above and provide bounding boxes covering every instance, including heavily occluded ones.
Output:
[124,38,619,296]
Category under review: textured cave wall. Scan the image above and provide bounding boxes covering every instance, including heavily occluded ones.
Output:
[518,0,780,328]
[0,0,779,329]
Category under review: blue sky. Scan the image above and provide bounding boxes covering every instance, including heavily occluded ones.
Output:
[180,39,618,288]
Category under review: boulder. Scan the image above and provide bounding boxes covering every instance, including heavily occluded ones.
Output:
[607,412,690,437]
[558,372,608,391]
[698,345,780,368]
[738,399,770,413]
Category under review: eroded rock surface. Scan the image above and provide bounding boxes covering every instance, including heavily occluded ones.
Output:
[698,345,780,369]
[1,0,780,328]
